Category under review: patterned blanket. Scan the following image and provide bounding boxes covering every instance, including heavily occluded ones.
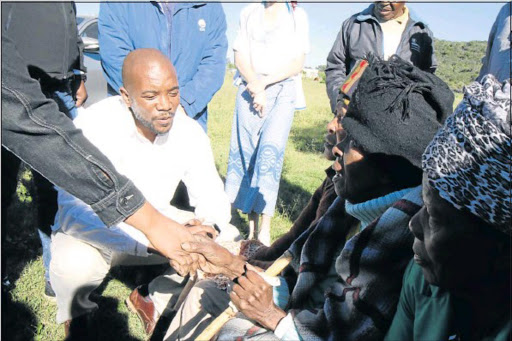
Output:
[217,186,422,340]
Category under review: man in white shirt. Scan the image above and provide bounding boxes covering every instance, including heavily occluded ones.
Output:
[49,49,240,337]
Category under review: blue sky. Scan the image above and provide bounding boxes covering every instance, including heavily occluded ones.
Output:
[76,2,506,67]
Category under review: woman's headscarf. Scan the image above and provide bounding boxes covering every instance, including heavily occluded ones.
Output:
[422,75,511,234]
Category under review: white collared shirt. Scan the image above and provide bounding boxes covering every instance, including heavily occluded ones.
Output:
[52,96,234,256]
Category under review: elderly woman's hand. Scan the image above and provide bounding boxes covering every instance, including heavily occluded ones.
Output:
[181,234,246,278]
[230,268,287,331]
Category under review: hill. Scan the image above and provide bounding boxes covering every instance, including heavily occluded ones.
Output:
[316,39,487,94]
[434,39,487,93]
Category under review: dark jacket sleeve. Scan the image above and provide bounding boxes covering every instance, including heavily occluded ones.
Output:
[425,26,437,73]
[325,20,350,113]
[1,31,145,227]
[72,3,86,73]
[179,4,228,118]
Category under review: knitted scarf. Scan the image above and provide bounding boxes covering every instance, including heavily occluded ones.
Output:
[345,187,414,229]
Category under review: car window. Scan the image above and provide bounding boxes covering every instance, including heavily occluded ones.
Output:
[81,22,98,40]
[76,17,85,26]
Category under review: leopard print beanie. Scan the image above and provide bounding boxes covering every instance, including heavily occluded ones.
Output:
[422,75,511,235]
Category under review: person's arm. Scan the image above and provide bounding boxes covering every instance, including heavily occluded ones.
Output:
[477,12,499,81]
[2,30,141,227]
[424,26,437,74]
[72,3,88,107]
[72,3,87,75]
[98,3,132,95]
[259,55,305,90]
[55,189,149,257]
[234,51,259,88]
[325,21,349,113]
[1,31,197,274]
[179,4,228,118]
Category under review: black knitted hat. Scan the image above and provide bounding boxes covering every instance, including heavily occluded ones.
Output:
[342,55,454,168]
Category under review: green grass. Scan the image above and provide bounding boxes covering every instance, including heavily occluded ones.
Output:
[4,76,332,340]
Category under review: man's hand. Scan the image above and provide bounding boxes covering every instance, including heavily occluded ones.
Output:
[184,218,218,239]
[253,91,267,117]
[181,234,246,279]
[75,80,88,107]
[147,221,200,276]
[230,269,287,331]
[125,202,200,276]
[246,78,267,97]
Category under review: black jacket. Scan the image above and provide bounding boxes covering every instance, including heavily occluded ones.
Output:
[325,4,437,112]
[2,2,85,83]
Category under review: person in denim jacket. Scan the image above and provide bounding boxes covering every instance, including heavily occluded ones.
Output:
[2,31,202,299]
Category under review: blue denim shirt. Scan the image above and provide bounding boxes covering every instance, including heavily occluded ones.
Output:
[98,2,228,130]
[2,32,145,227]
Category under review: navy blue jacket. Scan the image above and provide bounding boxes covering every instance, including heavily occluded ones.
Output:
[99,2,228,128]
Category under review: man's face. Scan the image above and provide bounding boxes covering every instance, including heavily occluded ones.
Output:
[121,62,180,140]
[409,174,495,289]
[374,2,406,21]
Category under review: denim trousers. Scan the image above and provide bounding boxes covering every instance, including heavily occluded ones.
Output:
[225,79,296,216]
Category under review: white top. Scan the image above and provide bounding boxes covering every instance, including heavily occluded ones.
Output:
[379,7,409,60]
[233,3,310,76]
[52,96,235,256]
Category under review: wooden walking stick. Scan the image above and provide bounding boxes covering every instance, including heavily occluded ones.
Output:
[195,250,293,341]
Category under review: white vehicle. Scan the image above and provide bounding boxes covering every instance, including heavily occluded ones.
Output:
[77,16,107,107]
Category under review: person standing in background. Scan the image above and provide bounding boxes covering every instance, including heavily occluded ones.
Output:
[98,2,228,132]
[325,2,437,115]
[477,2,511,82]
[225,1,309,246]
[1,2,88,299]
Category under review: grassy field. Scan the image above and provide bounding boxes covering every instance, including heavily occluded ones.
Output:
[2,76,333,340]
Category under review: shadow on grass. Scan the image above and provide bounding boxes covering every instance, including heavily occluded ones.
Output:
[275,177,314,223]
[2,291,38,341]
[2,163,41,341]
[290,125,326,155]
[2,162,168,341]
[218,165,314,235]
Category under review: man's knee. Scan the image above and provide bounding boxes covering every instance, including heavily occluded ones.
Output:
[50,234,109,285]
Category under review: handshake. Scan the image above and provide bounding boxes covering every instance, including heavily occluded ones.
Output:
[147,217,247,279]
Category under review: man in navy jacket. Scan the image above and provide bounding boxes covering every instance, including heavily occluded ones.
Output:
[99,2,228,132]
